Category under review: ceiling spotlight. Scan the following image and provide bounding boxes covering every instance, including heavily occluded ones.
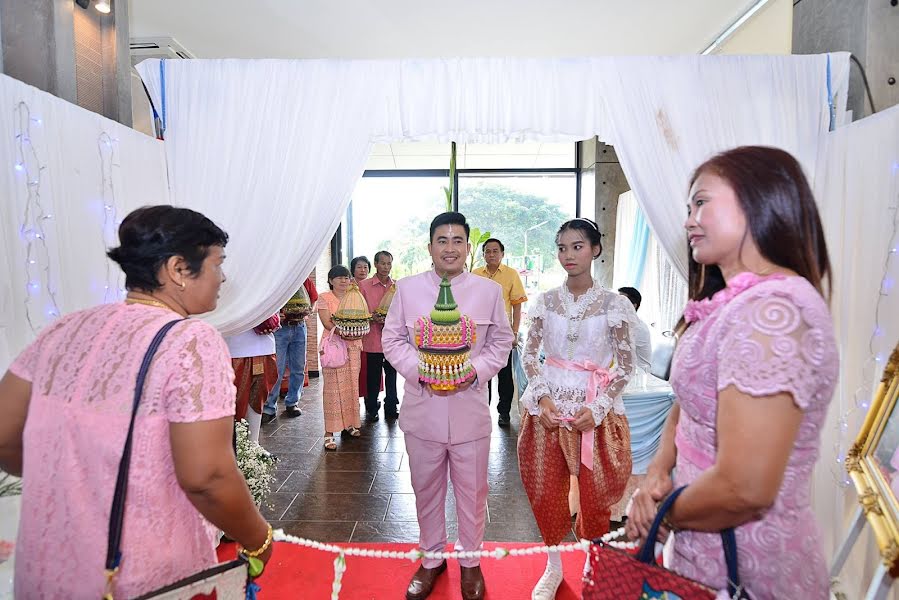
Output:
[95,0,111,13]
[74,0,89,9]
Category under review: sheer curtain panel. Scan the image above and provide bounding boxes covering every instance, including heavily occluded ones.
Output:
[595,54,849,278]
[137,54,847,336]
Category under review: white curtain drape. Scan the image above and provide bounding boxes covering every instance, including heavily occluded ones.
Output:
[136,59,389,336]
[136,54,846,336]
[812,103,899,597]
[0,74,169,372]
[596,54,850,278]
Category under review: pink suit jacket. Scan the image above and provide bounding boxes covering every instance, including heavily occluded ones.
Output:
[382,270,514,444]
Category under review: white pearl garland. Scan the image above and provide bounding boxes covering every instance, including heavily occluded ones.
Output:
[598,526,639,550]
[273,529,600,560]
[271,528,638,600]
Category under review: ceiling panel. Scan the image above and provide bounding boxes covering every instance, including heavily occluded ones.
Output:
[130,0,761,60]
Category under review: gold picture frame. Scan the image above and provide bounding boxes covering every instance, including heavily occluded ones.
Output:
[847,343,899,576]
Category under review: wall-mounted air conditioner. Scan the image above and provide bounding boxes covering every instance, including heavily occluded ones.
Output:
[130,36,195,66]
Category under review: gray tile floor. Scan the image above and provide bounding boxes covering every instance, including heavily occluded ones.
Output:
[258,377,576,544]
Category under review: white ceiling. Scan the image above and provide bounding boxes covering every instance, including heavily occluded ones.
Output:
[129,0,761,60]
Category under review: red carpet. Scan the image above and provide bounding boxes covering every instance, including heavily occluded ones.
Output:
[218,541,588,599]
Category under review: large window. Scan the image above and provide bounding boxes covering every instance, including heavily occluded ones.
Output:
[457,173,576,297]
[346,176,448,278]
[342,142,579,311]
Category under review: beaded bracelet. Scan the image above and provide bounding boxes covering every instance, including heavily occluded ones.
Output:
[240,523,273,558]
[658,496,680,533]
[661,511,680,533]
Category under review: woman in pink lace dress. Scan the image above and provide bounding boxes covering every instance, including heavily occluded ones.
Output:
[626,147,838,599]
[0,206,272,598]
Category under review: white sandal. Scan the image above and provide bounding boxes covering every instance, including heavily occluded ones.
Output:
[347,427,361,437]
[531,564,564,600]
[324,436,337,450]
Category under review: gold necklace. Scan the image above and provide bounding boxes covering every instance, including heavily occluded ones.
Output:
[125,296,179,313]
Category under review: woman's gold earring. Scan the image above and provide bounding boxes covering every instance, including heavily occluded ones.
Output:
[180,281,186,290]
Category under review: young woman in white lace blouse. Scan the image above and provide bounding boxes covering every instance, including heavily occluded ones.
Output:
[517,218,639,600]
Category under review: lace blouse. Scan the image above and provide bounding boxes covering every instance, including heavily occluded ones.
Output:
[9,303,236,598]
[520,283,638,425]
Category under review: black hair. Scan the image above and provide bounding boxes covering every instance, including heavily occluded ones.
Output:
[327,265,351,289]
[482,238,505,253]
[350,256,371,276]
[556,218,602,258]
[374,250,393,263]
[107,205,228,292]
[618,287,642,311]
[429,212,470,242]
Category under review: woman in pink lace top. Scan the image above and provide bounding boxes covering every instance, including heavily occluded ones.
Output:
[626,147,838,599]
[0,206,272,598]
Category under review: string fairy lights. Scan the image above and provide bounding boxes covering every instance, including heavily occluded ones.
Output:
[14,101,61,333]
[98,131,124,303]
[832,159,899,487]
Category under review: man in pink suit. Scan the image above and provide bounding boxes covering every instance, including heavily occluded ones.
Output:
[383,212,514,600]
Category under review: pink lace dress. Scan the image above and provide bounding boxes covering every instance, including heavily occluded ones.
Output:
[670,272,838,599]
[8,303,236,599]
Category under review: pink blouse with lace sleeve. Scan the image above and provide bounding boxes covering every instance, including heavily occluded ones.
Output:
[669,273,838,600]
[10,303,237,598]
[715,289,834,410]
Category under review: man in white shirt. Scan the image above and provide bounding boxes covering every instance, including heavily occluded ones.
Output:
[618,287,652,372]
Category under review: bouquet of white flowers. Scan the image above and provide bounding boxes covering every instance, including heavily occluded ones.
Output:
[0,473,21,498]
[235,420,277,506]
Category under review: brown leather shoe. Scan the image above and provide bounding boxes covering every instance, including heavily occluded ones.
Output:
[405,560,447,600]
[460,565,485,600]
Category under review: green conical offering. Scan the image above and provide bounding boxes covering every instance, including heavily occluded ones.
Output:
[430,275,461,324]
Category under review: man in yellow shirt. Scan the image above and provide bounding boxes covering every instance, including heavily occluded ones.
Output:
[472,238,527,426]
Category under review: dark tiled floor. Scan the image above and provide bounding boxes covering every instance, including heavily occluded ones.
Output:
[259,378,575,544]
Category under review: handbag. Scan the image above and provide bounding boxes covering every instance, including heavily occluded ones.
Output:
[583,486,748,600]
[319,330,348,368]
[103,319,250,600]
[252,313,281,335]
[649,330,677,381]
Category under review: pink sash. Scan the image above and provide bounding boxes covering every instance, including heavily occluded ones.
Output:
[545,357,612,469]
[674,428,715,471]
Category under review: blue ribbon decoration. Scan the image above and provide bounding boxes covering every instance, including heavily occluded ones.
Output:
[246,581,261,600]
[159,58,167,137]
[826,54,835,132]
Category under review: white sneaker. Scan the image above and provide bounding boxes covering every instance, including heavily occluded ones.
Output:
[531,564,564,600]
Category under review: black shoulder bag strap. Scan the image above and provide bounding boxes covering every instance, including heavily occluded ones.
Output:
[637,485,748,599]
[103,318,185,598]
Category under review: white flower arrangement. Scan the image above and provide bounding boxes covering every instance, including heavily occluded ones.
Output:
[235,420,277,506]
[0,472,21,498]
